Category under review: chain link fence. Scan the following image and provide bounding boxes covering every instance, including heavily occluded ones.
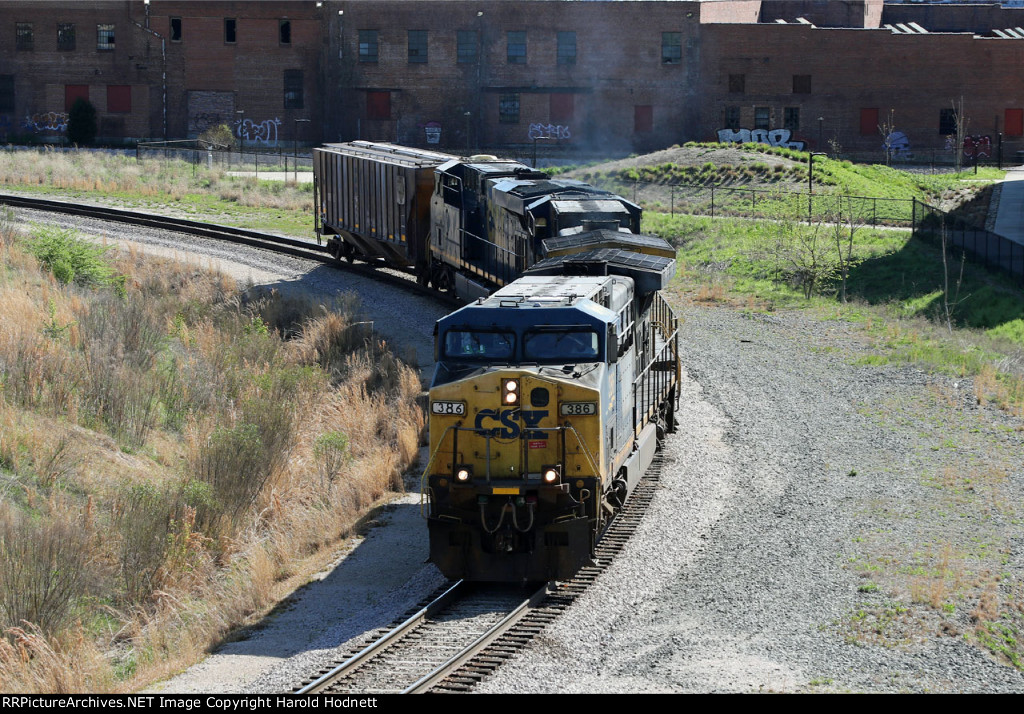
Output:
[136,140,313,180]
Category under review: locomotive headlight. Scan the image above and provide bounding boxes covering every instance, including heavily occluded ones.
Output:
[503,379,520,405]
[542,465,561,484]
[455,465,473,482]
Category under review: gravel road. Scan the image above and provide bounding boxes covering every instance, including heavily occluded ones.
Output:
[12,203,1024,692]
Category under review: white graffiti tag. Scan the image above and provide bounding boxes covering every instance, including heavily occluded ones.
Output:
[23,111,69,132]
[529,123,571,140]
[883,131,912,159]
[717,127,806,151]
[235,117,282,146]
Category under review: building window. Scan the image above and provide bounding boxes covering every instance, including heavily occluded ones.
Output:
[724,106,740,130]
[97,24,115,51]
[107,85,131,113]
[662,32,681,64]
[557,31,576,65]
[859,108,878,135]
[457,31,477,64]
[499,93,520,123]
[939,108,957,135]
[1006,109,1024,137]
[408,30,427,63]
[550,93,573,123]
[784,107,800,132]
[65,85,89,111]
[170,17,182,42]
[224,18,236,44]
[279,20,291,45]
[284,70,303,109]
[754,107,770,131]
[507,31,526,64]
[0,76,14,113]
[367,90,390,120]
[635,105,653,133]
[728,74,745,94]
[359,30,378,63]
[57,23,75,51]
[792,75,811,94]
[16,23,33,51]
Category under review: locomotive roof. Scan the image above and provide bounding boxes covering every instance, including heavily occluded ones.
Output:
[483,275,622,307]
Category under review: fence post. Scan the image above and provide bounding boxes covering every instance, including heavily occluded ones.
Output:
[671,185,675,216]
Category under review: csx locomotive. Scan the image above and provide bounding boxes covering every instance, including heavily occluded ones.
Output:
[312,142,680,582]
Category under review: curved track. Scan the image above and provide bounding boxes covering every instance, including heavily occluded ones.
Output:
[2,193,668,694]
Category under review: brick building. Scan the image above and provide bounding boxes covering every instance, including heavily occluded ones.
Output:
[1,0,1023,161]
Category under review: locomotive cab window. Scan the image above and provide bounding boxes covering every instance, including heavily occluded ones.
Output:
[444,330,515,360]
[523,328,599,362]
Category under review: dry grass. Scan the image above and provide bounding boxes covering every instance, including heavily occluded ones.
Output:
[0,225,422,691]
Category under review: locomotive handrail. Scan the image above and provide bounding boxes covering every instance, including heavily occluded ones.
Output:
[419,424,460,517]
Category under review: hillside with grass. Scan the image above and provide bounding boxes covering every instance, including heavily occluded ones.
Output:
[0,210,422,691]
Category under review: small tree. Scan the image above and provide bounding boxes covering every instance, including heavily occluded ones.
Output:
[198,123,235,150]
[66,98,97,145]
[951,96,969,175]
[878,109,897,166]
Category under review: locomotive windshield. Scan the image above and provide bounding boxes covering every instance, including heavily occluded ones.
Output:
[443,330,515,360]
[523,328,600,362]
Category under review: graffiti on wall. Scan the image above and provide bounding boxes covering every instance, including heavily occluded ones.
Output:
[235,117,281,146]
[23,111,68,133]
[882,131,912,159]
[716,127,806,150]
[529,123,571,141]
[962,135,992,160]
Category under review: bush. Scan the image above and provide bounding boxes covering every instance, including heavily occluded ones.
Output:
[67,98,97,146]
[26,226,125,294]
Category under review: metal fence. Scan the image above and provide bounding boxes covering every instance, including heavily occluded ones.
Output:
[584,176,916,227]
[912,199,1024,287]
[136,140,313,179]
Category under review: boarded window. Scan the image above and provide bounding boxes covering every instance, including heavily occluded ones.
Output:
[550,93,573,123]
[754,107,770,131]
[792,75,811,94]
[457,31,477,64]
[65,84,89,111]
[499,93,520,123]
[507,31,526,64]
[170,17,182,42]
[635,105,653,133]
[224,18,236,44]
[97,24,115,51]
[728,74,745,94]
[859,108,878,136]
[1006,109,1024,137]
[367,91,390,120]
[284,70,303,109]
[408,30,427,63]
[16,23,33,51]
[57,23,75,51]
[784,107,800,132]
[107,85,130,113]
[279,20,291,45]
[557,31,576,65]
[0,76,14,113]
[359,30,378,63]
[662,32,681,64]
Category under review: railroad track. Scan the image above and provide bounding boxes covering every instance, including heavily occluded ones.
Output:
[292,454,666,695]
[0,192,459,307]
[5,193,669,694]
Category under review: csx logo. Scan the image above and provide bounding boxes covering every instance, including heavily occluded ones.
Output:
[474,409,548,439]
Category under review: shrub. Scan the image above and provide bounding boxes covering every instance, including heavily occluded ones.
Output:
[0,507,90,636]
[26,226,125,294]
